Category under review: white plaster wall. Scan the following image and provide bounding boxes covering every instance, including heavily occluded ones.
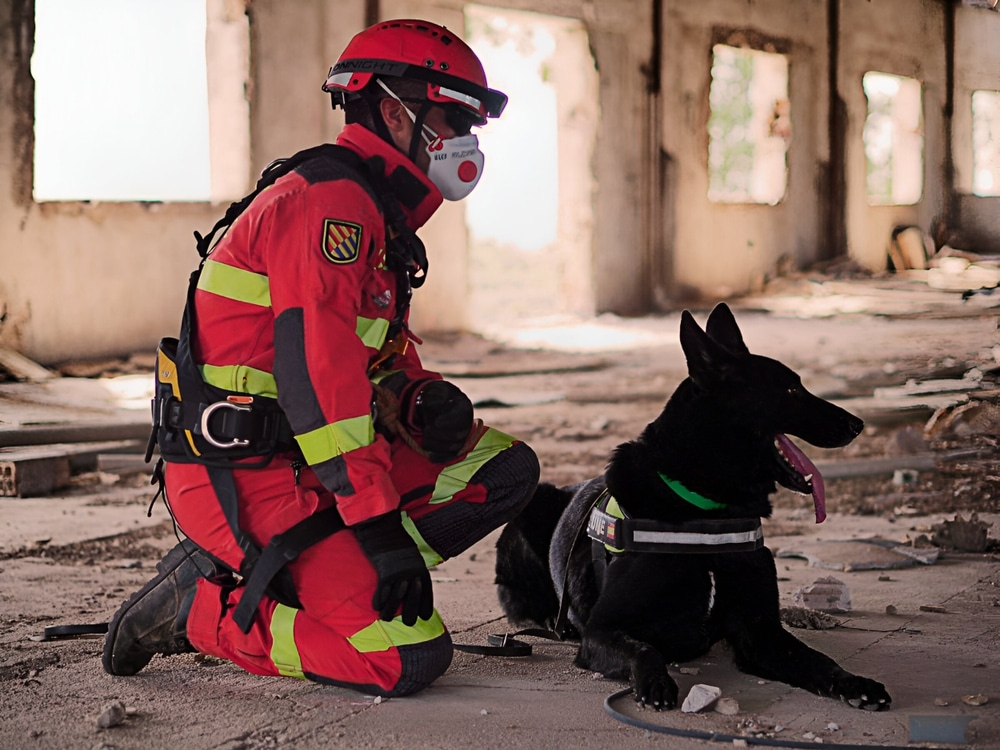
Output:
[661,0,829,301]
[952,5,1000,252]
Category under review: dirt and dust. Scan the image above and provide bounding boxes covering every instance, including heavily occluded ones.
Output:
[1,301,1000,748]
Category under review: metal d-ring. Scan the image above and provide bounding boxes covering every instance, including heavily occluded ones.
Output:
[200,400,252,449]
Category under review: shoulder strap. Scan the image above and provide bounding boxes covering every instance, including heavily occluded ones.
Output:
[194,144,365,259]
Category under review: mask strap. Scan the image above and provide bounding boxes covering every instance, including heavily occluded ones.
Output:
[375,79,439,162]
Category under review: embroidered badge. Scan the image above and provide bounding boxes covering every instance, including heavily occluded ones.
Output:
[322,219,362,264]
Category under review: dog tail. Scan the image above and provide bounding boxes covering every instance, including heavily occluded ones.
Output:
[495,481,573,630]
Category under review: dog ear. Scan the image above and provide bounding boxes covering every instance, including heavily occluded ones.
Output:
[705,302,750,356]
[680,309,735,384]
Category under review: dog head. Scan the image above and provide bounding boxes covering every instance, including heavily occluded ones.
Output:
[671,303,863,523]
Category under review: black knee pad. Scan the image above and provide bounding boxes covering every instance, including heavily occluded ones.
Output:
[387,631,454,697]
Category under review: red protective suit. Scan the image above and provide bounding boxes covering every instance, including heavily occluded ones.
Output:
[165,124,537,696]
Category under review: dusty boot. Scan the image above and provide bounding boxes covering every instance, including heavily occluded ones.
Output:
[102,540,222,676]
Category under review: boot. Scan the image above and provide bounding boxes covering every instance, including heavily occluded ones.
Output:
[102,540,222,676]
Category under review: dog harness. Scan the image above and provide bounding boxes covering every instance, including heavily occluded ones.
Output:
[586,483,764,555]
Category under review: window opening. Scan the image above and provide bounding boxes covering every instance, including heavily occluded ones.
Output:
[972,90,1000,197]
[862,71,923,206]
[707,44,790,206]
[32,0,249,203]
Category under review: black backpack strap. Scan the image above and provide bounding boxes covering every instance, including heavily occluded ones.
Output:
[231,505,346,634]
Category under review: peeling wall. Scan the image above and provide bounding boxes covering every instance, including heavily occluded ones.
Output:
[661,0,829,301]
[1,0,998,363]
[952,5,1000,253]
[839,0,948,270]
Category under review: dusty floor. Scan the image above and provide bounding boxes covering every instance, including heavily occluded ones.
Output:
[2,281,1000,749]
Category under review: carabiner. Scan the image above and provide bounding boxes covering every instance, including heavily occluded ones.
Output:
[200,400,252,449]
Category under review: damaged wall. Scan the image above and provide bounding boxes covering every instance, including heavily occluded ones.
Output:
[1,0,998,363]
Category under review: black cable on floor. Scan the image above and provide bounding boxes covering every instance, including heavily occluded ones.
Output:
[603,688,919,750]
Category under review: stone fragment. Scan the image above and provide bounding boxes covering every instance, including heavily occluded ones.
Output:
[96,702,126,729]
[714,696,740,715]
[794,576,851,613]
[681,683,722,713]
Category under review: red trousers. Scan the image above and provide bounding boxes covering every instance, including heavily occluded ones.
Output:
[166,426,532,696]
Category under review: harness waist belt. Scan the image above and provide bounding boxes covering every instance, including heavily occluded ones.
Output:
[587,507,763,554]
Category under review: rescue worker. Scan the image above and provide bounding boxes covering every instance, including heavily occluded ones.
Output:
[102,19,539,698]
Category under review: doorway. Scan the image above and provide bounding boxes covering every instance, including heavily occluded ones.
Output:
[464,5,599,334]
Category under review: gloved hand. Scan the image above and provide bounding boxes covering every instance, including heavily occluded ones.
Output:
[402,379,474,462]
[353,511,433,626]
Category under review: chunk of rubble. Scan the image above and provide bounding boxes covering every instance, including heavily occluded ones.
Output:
[681,683,722,713]
[794,576,851,613]
[780,606,841,629]
[932,513,992,553]
[96,701,127,729]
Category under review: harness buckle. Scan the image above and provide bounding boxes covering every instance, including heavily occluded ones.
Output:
[200,399,252,449]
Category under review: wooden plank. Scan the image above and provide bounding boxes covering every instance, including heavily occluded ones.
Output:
[0,440,143,497]
[0,455,70,497]
[0,345,57,382]
[0,422,151,448]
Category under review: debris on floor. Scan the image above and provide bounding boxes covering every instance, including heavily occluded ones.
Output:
[775,537,939,571]
[793,576,851,613]
[779,606,842,630]
[681,683,722,713]
[931,513,993,553]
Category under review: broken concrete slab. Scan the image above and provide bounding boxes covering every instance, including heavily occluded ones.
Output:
[775,538,940,571]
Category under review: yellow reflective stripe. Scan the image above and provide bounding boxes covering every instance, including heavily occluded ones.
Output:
[296,415,374,464]
[429,427,516,505]
[198,258,271,307]
[401,511,443,568]
[347,610,446,653]
[200,363,279,399]
[356,316,390,350]
[604,495,626,553]
[269,603,306,678]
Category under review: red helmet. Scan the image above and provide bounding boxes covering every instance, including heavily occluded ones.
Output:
[323,19,506,125]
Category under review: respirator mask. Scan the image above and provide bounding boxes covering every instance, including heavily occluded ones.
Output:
[377,80,485,201]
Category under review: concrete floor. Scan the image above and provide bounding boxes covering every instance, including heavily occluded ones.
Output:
[2,293,1000,749]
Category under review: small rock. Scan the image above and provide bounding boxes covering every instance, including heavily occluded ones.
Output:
[794,577,851,614]
[372,695,382,705]
[96,701,127,729]
[827,722,840,731]
[963,694,989,706]
[885,604,898,615]
[934,697,949,706]
[714,696,740,715]
[681,684,722,713]
[678,666,700,675]
[919,604,947,613]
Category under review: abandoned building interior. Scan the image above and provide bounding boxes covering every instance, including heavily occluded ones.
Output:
[1,0,999,364]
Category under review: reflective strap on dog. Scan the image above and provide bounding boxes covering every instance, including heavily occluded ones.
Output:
[587,493,764,554]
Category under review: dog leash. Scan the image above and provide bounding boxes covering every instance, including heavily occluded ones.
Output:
[453,490,609,657]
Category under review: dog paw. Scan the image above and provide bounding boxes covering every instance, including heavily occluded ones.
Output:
[630,661,678,711]
[835,675,892,711]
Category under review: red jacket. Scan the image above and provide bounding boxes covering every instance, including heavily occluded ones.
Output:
[190,124,443,526]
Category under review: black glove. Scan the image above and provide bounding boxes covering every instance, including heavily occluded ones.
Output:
[403,380,474,462]
[353,512,433,626]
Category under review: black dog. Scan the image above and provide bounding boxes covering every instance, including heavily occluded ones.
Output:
[495,303,891,711]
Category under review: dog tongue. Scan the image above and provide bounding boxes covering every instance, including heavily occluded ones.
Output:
[776,434,826,523]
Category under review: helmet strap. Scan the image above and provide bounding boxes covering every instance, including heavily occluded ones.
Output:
[406,101,434,164]
[360,84,395,147]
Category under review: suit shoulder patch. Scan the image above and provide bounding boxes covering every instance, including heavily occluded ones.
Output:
[322,219,362,264]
